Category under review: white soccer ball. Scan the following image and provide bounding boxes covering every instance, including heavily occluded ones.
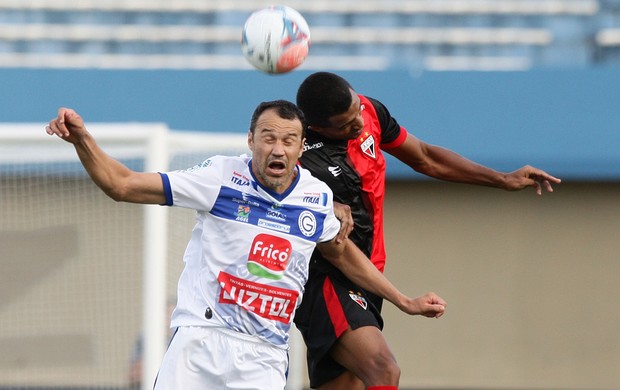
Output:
[241,5,311,74]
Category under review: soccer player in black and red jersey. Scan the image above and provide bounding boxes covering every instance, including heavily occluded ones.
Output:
[293,72,561,390]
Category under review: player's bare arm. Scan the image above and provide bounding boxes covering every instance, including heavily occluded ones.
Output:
[46,107,166,204]
[317,238,446,318]
[333,201,354,243]
[387,132,560,195]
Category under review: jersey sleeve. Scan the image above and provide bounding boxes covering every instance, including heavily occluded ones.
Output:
[317,186,341,243]
[160,157,223,211]
[367,96,408,149]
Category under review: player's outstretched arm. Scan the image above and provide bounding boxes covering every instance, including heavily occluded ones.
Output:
[46,107,166,204]
[387,133,561,195]
[317,238,446,318]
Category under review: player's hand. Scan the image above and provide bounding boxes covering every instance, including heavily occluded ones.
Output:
[333,201,354,243]
[45,107,87,144]
[504,165,561,195]
[397,292,447,318]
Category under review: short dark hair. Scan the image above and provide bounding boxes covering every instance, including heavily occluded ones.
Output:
[249,100,306,138]
[296,72,353,127]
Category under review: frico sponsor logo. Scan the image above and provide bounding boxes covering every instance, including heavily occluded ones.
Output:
[230,171,250,186]
[349,290,368,310]
[218,271,299,324]
[298,210,317,237]
[359,132,376,159]
[235,204,251,222]
[247,233,292,280]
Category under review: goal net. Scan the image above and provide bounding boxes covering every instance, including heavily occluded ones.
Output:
[0,124,306,390]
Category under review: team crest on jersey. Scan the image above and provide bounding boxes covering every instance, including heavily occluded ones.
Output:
[349,291,368,310]
[359,132,376,159]
[298,210,317,237]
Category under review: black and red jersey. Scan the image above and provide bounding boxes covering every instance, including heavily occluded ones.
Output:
[299,95,407,273]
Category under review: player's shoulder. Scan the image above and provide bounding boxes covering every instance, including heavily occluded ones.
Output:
[360,95,388,116]
[206,154,250,165]
[186,154,249,172]
[296,165,333,194]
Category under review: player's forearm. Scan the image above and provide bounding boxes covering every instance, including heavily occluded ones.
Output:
[73,134,135,201]
[324,240,408,309]
[420,144,507,189]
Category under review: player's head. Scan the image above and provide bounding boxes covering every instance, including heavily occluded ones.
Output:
[296,72,365,140]
[248,100,305,194]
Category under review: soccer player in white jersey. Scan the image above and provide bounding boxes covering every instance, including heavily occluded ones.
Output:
[46,100,447,390]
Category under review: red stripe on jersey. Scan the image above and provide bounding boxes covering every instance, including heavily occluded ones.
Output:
[345,95,402,273]
[323,277,349,338]
[382,126,407,150]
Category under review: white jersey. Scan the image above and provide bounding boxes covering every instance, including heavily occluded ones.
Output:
[160,155,340,349]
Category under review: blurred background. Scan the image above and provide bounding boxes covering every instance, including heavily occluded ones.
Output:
[1,1,619,389]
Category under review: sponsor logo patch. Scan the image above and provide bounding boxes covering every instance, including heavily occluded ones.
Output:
[258,218,291,233]
[302,192,328,207]
[218,271,298,324]
[303,141,324,151]
[230,171,250,186]
[183,158,212,172]
[235,205,251,222]
[247,233,292,280]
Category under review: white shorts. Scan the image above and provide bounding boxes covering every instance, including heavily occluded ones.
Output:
[154,326,288,390]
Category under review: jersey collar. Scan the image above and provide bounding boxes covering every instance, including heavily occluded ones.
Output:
[305,128,348,147]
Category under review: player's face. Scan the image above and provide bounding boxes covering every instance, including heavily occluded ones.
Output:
[248,109,304,194]
[310,89,364,140]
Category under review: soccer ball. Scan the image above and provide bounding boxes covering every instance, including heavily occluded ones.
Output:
[241,5,311,74]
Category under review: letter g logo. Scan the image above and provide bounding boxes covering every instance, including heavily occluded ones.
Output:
[298,211,316,237]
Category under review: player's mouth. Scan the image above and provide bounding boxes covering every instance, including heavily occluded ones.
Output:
[267,160,287,176]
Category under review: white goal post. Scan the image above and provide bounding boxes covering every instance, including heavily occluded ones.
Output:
[0,124,305,390]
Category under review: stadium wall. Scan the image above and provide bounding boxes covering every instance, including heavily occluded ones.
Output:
[0,68,619,180]
[382,180,620,389]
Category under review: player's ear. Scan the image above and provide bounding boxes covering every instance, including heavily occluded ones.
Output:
[247,130,254,151]
[298,137,305,158]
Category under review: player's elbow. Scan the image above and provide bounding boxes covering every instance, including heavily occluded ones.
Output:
[104,188,127,202]
[101,183,133,203]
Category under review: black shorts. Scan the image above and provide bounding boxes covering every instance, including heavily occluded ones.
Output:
[294,268,384,388]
